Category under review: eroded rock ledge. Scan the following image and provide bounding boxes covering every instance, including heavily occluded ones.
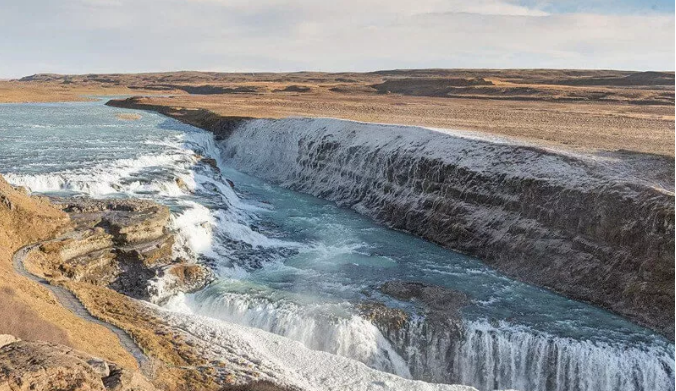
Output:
[359,281,471,382]
[30,197,213,303]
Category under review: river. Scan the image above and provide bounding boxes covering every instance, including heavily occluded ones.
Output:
[0,100,672,391]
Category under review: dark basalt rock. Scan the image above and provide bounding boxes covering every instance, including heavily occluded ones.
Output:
[361,282,470,382]
[357,301,409,331]
[379,281,468,334]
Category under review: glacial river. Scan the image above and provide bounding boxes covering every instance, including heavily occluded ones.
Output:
[0,100,672,391]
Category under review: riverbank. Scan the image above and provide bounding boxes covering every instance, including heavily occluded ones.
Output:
[107,97,675,341]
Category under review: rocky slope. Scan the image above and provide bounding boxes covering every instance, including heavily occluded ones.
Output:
[106,98,674,340]
[0,335,155,391]
[0,175,146,370]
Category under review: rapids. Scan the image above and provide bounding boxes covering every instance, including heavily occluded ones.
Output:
[0,100,672,391]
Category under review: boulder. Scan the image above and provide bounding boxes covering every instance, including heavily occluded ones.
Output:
[0,335,19,349]
[380,281,469,332]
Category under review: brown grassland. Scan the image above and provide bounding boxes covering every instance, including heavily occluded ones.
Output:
[1,69,673,156]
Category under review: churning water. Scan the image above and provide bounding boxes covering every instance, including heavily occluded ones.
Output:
[0,100,672,391]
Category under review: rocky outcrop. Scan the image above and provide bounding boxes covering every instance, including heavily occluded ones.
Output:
[0,335,19,349]
[357,302,409,332]
[0,338,156,391]
[359,282,471,383]
[106,98,253,141]
[105,99,674,340]
[33,197,212,302]
[380,281,468,330]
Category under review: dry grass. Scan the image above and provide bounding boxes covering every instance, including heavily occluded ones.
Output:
[0,287,70,345]
[0,80,163,103]
[121,93,675,157]
[66,280,223,390]
[1,70,673,155]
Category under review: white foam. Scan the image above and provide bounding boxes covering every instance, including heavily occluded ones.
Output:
[170,201,216,259]
[158,304,477,391]
[168,291,411,378]
[4,152,192,197]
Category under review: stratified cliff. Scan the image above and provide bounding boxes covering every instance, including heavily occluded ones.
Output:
[106,98,674,339]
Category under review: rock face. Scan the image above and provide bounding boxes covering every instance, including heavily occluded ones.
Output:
[379,281,469,327]
[0,335,19,349]
[359,282,471,383]
[35,198,212,302]
[198,116,674,339]
[0,339,156,391]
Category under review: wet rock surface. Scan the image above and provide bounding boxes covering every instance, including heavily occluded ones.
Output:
[36,197,213,302]
[360,282,471,383]
[380,281,469,330]
[380,281,469,313]
[357,301,410,331]
[0,339,156,391]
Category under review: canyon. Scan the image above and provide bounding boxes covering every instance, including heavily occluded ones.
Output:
[0,70,672,390]
[107,97,675,341]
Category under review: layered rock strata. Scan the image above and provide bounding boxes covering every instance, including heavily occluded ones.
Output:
[106,98,674,339]
[32,197,213,303]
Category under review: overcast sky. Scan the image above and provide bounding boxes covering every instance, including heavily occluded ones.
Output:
[1,0,673,77]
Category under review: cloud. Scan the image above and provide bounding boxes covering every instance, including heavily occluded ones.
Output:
[0,0,672,77]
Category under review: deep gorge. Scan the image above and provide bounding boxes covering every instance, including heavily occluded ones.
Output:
[4,99,670,391]
[108,98,673,340]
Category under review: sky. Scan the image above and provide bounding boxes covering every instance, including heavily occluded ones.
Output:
[0,0,673,77]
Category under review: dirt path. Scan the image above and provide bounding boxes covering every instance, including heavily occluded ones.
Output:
[12,242,149,369]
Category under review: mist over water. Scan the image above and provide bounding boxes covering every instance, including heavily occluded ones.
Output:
[0,101,672,391]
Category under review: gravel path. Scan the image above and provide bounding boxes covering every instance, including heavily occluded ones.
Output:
[12,243,149,368]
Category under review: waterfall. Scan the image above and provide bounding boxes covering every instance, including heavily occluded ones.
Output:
[170,285,675,391]
[169,289,412,378]
[379,318,675,391]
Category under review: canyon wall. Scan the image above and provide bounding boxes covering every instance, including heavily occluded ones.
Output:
[107,99,675,339]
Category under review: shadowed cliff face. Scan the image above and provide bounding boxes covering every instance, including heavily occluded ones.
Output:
[212,117,674,340]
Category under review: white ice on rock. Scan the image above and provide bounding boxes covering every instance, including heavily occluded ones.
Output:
[157,303,479,391]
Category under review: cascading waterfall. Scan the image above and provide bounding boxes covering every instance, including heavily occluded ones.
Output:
[167,289,412,378]
[454,322,674,391]
[1,102,673,391]
[172,284,674,391]
[379,318,675,391]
